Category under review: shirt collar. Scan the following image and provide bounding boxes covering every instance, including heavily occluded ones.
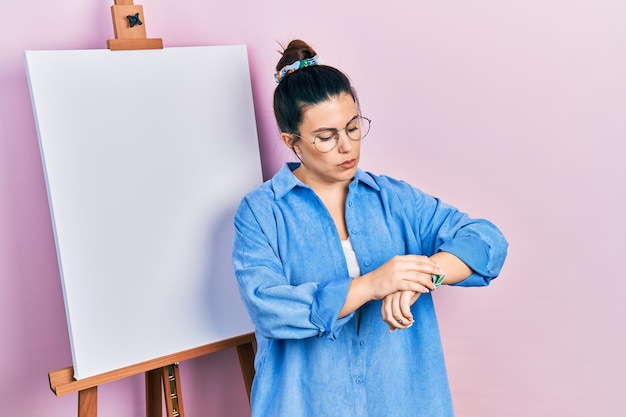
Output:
[272,162,380,200]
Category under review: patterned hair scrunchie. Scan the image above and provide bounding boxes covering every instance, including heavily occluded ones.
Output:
[274,55,319,83]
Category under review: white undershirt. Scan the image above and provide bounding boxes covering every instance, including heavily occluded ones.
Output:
[341,238,361,278]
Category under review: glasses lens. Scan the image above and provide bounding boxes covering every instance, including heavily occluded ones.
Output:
[314,131,339,153]
[346,116,370,141]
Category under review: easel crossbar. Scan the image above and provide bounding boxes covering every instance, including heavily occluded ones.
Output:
[49,332,255,397]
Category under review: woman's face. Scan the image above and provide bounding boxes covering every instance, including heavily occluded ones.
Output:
[283,92,361,187]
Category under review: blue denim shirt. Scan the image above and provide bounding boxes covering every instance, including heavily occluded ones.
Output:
[232,163,508,417]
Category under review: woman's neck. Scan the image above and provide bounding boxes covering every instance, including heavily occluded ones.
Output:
[292,164,352,195]
[293,166,350,239]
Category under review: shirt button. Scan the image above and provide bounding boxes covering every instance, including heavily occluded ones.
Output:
[355,377,363,384]
[348,201,354,207]
[351,229,358,235]
[359,340,365,346]
[364,261,370,267]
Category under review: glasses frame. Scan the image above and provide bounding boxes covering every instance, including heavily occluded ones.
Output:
[292,115,371,153]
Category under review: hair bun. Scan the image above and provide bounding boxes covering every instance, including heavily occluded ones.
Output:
[276,39,318,72]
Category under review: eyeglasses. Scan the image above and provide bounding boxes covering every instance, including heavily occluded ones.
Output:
[293,116,371,153]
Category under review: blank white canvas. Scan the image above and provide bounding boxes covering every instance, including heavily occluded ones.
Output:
[24,46,261,379]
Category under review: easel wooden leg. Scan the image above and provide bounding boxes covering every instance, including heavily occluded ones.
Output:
[145,365,184,417]
[162,364,184,417]
[146,369,163,417]
[78,386,97,417]
[236,341,256,402]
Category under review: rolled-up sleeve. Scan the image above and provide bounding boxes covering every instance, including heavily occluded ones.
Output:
[437,217,508,286]
[385,177,508,287]
[232,198,353,340]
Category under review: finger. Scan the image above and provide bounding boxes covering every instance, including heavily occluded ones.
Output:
[381,294,407,330]
[398,254,439,267]
[397,254,431,263]
[401,255,446,277]
[424,274,438,292]
[409,291,422,304]
[404,273,437,292]
[399,280,431,294]
[390,292,411,327]
[392,265,440,292]
[381,296,394,326]
[399,291,414,323]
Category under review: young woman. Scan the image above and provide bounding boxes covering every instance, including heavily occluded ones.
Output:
[232,39,508,417]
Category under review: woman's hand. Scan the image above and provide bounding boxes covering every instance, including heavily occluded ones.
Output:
[382,290,421,331]
[371,255,447,331]
[363,255,442,300]
[340,255,443,319]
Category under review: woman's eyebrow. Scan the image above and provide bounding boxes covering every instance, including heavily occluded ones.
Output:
[311,127,338,134]
[310,115,359,133]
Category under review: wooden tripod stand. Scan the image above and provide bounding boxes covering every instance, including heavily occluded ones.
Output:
[48,333,256,417]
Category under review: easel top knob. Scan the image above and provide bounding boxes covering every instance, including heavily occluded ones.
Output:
[107,0,163,50]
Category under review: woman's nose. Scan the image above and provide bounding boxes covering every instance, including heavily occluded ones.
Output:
[336,130,353,153]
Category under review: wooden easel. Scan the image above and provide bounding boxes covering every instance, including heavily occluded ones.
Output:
[49,332,256,417]
[49,4,256,416]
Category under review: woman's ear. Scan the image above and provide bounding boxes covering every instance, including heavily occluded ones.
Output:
[280,132,301,154]
[280,132,294,147]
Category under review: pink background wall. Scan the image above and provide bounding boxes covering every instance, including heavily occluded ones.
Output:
[2,1,624,416]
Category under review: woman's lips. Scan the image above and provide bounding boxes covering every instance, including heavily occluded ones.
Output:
[339,158,357,169]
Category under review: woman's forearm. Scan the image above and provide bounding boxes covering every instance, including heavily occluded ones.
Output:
[430,251,472,285]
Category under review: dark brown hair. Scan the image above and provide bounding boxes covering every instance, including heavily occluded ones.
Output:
[273,40,358,141]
